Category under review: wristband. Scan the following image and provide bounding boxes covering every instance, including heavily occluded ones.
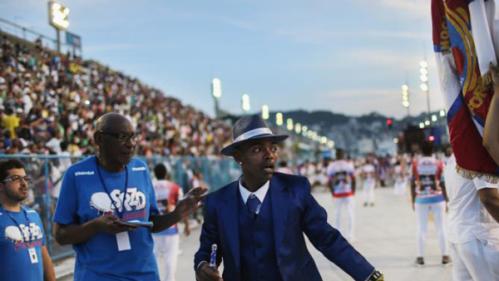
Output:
[367,270,383,281]
[196,261,208,272]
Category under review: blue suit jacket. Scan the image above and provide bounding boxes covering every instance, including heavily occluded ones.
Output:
[194,173,375,281]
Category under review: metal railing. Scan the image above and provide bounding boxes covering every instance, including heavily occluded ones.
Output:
[0,154,239,260]
[0,17,75,54]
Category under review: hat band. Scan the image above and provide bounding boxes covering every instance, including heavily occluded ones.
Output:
[233,128,273,142]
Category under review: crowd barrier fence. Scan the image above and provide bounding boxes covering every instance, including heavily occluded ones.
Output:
[0,154,240,260]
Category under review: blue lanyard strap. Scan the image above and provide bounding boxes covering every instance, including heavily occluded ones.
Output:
[95,158,129,219]
[0,206,31,234]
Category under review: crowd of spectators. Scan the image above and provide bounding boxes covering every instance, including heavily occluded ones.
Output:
[0,33,232,158]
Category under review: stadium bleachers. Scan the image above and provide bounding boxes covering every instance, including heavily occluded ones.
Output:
[0,31,232,157]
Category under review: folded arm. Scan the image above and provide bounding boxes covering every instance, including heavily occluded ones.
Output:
[484,63,499,165]
[479,188,499,223]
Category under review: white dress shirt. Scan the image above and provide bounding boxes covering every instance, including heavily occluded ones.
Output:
[239,180,270,214]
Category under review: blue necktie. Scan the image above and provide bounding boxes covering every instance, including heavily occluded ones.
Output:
[247,194,261,215]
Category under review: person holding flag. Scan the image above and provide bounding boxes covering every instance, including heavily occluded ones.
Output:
[432,0,499,223]
[431,0,499,279]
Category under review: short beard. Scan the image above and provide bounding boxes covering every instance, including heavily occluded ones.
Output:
[4,188,27,203]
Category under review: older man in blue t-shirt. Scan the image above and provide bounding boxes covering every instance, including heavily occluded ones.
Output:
[53,113,205,281]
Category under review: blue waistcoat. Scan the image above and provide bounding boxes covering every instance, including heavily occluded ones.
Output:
[238,191,283,281]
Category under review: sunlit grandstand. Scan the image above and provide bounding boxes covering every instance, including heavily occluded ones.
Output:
[0,29,234,157]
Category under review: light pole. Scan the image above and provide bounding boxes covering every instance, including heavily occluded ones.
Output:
[286,118,293,131]
[420,60,431,117]
[302,126,308,136]
[211,78,222,118]
[327,140,335,149]
[261,104,269,120]
[401,83,410,117]
[294,123,301,134]
[241,94,250,113]
[276,112,283,126]
[48,1,70,52]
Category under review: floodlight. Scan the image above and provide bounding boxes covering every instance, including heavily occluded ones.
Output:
[49,1,70,30]
[212,78,222,98]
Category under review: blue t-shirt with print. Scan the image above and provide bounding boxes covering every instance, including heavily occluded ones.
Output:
[0,206,46,281]
[54,156,160,281]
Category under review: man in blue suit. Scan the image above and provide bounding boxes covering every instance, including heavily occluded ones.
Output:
[195,115,383,281]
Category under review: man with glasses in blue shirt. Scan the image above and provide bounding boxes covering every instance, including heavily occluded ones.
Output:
[53,112,206,281]
[0,159,56,281]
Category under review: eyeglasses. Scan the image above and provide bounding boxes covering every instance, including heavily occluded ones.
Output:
[99,131,138,144]
[3,175,32,184]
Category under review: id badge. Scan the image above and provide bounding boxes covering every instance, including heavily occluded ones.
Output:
[28,248,38,264]
[116,231,131,251]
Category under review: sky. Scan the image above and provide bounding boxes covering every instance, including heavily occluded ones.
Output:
[1,0,447,119]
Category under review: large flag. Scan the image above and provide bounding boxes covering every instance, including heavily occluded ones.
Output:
[432,0,499,181]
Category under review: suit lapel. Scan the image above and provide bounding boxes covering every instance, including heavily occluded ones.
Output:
[271,175,289,251]
[220,182,241,271]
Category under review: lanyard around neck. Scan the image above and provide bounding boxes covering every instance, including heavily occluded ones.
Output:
[95,158,129,219]
[0,205,31,233]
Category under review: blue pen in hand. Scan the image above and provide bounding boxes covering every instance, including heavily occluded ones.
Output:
[209,244,217,268]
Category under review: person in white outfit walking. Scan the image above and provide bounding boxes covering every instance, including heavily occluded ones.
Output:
[152,163,190,281]
[327,149,356,241]
[360,157,377,207]
[393,155,408,195]
[411,141,450,266]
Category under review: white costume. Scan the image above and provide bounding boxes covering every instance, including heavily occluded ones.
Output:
[153,179,183,281]
[327,160,356,240]
[445,156,499,281]
[412,155,448,259]
[361,163,376,206]
[393,164,407,195]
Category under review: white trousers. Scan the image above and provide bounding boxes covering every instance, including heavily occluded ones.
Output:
[415,201,447,257]
[363,181,375,204]
[333,196,355,240]
[153,234,180,281]
[450,239,499,281]
[393,179,407,195]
